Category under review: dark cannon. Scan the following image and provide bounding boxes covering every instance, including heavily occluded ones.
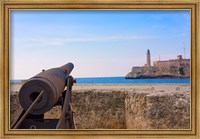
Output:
[11,63,76,129]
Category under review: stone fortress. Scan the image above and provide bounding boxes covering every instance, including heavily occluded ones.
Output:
[126,49,190,79]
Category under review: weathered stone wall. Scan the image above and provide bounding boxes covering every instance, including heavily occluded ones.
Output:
[10,94,23,125]
[125,92,150,129]
[72,91,126,129]
[125,92,190,129]
[10,90,190,129]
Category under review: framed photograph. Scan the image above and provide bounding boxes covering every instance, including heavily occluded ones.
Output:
[0,0,199,138]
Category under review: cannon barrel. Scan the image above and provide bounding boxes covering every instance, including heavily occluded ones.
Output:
[19,63,74,115]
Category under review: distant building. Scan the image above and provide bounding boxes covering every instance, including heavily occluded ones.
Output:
[146,49,151,67]
[126,49,190,78]
[143,49,190,69]
[153,55,190,69]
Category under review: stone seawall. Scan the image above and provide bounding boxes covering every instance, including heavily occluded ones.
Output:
[72,91,126,129]
[10,90,190,129]
[125,92,190,129]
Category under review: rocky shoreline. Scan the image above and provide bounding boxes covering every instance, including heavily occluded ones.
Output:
[126,66,190,79]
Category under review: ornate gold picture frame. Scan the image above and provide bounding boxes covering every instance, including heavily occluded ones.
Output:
[0,0,199,138]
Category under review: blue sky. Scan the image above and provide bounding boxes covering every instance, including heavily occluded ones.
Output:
[10,10,190,79]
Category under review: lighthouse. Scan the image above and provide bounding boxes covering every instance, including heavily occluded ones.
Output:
[146,49,151,67]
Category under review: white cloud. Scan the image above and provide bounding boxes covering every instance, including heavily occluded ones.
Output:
[14,35,160,47]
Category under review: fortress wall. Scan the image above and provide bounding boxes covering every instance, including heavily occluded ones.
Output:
[155,61,173,68]
[10,94,23,125]
[72,91,126,129]
[125,92,150,128]
[180,59,190,67]
[10,90,190,129]
[125,92,190,129]
[153,59,190,69]
[131,67,143,72]
[132,67,156,73]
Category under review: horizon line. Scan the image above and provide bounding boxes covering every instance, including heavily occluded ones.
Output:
[10,76,126,80]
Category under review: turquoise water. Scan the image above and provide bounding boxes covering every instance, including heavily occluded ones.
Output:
[76,77,190,84]
[11,77,190,84]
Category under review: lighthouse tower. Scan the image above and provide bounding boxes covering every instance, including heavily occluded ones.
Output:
[146,49,151,67]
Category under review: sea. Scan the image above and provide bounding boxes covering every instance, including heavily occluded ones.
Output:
[11,77,190,84]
